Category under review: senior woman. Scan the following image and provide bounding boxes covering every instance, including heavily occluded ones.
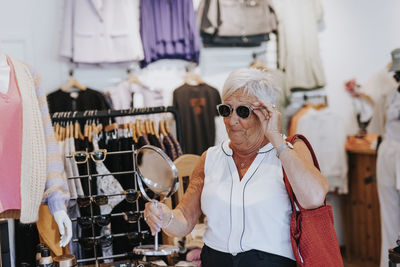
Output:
[144,68,329,267]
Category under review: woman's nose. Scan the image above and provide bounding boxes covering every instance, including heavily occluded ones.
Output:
[228,110,240,125]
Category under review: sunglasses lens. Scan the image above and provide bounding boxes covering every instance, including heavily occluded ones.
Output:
[127,232,140,244]
[124,211,140,223]
[236,106,251,118]
[74,152,88,164]
[91,150,106,161]
[141,231,151,241]
[125,190,139,203]
[77,217,92,229]
[77,197,90,208]
[217,104,231,117]
[99,235,113,248]
[96,215,111,227]
[94,195,108,206]
[80,238,95,250]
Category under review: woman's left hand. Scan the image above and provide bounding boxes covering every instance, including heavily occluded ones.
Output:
[252,101,281,141]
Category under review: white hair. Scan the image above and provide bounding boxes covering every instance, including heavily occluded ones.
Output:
[222,68,281,104]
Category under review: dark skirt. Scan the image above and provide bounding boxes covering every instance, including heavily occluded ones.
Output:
[200,245,296,267]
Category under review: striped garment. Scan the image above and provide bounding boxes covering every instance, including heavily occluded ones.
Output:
[0,57,69,223]
[33,67,69,215]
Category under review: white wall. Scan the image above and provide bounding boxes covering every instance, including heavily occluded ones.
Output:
[320,0,400,134]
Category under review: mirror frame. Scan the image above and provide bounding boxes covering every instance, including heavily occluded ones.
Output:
[135,145,179,202]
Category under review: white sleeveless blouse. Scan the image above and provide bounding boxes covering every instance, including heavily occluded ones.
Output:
[201,140,295,260]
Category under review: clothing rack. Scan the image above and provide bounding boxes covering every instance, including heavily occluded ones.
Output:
[51,106,182,144]
[51,106,182,265]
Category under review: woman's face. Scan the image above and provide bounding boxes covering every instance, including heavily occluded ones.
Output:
[223,90,266,152]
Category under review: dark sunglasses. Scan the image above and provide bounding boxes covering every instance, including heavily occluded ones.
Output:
[126,230,151,244]
[123,189,140,203]
[77,214,111,228]
[123,211,143,223]
[72,149,107,164]
[217,104,253,119]
[79,235,113,250]
[77,195,108,208]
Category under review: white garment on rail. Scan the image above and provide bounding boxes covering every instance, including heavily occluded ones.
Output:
[296,108,348,193]
[271,0,325,89]
[361,67,397,135]
[201,140,294,260]
[104,81,164,124]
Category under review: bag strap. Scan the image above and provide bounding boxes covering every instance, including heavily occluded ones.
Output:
[282,134,324,211]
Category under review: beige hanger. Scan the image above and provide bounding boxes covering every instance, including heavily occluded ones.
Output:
[164,120,171,135]
[129,122,138,143]
[249,59,270,71]
[125,74,142,85]
[61,70,87,91]
[74,121,84,140]
[105,122,118,132]
[159,120,168,137]
[184,72,204,86]
[135,120,143,137]
[152,121,160,139]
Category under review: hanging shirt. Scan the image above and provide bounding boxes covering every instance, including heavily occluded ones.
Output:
[296,108,348,193]
[173,83,221,155]
[271,0,326,89]
[0,56,22,212]
[140,0,201,67]
[103,81,163,124]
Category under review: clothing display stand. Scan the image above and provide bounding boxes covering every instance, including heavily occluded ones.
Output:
[51,106,182,266]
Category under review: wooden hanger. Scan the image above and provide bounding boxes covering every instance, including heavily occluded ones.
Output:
[135,120,143,137]
[61,69,87,91]
[54,122,61,142]
[164,120,171,135]
[129,122,138,143]
[159,120,168,137]
[125,68,142,85]
[66,122,70,139]
[74,121,84,140]
[105,122,118,132]
[152,121,160,139]
[184,72,204,86]
[145,119,154,135]
[140,120,146,136]
[249,59,270,71]
[60,124,66,142]
[69,122,74,139]
[125,73,142,85]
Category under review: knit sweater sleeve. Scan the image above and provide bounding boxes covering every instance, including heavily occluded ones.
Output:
[32,69,70,214]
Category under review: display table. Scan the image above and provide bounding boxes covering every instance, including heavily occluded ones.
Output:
[343,137,381,264]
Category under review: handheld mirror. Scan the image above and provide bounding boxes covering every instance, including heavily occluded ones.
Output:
[133,145,179,256]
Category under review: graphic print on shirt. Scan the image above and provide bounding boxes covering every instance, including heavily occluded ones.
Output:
[190,97,206,115]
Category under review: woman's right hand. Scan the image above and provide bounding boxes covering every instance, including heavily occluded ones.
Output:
[144,201,173,236]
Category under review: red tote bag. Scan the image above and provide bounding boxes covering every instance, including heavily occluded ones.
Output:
[283,134,344,267]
